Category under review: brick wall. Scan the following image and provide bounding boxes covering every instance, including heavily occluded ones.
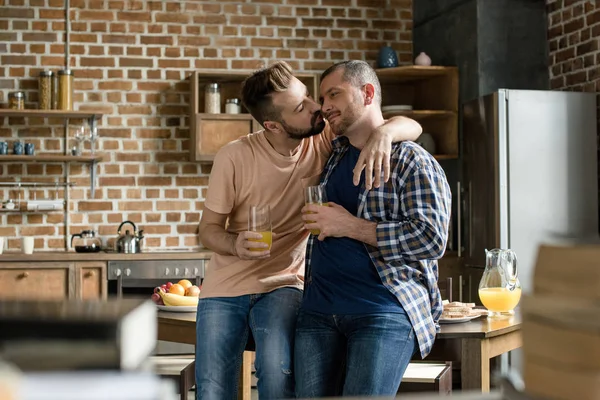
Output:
[0,0,413,251]
[547,0,599,127]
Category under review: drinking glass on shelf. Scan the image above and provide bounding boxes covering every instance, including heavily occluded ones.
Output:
[88,126,98,155]
[248,205,272,251]
[304,185,328,235]
[73,124,86,156]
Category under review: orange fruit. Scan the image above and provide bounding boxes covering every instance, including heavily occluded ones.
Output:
[168,283,185,296]
[177,279,193,290]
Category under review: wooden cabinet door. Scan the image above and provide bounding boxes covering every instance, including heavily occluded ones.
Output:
[76,262,107,300]
[0,263,74,300]
[190,114,260,162]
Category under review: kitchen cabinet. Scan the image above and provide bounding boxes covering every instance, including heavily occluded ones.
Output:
[76,261,107,300]
[0,261,107,300]
[0,262,74,300]
[188,70,318,162]
[375,66,459,160]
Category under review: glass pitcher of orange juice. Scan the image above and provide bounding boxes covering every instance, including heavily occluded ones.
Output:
[478,248,522,318]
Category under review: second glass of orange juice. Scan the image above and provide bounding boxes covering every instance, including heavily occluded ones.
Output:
[304,185,327,235]
[248,205,272,251]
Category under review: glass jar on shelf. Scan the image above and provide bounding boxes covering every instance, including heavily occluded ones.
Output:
[8,91,25,110]
[226,98,241,114]
[57,69,74,110]
[204,83,221,114]
[38,70,53,110]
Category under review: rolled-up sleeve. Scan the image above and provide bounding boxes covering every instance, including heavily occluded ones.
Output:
[376,165,451,264]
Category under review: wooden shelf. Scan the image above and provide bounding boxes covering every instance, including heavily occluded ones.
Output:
[434,154,459,160]
[0,155,103,163]
[383,110,456,120]
[377,66,459,157]
[189,70,318,162]
[375,66,458,84]
[0,109,104,119]
[0,208,63,213]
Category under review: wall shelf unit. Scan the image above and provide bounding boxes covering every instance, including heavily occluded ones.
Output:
[0,108,104,250]
[375,65,459,160]
[189,70,318,162]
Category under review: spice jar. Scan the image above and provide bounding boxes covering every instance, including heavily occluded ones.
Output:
[204,83,221,114]
[226,98,241,114]
[8,92,25,110]
[38,70,53,110]
[57,69,74,110]
[51,72,58,109]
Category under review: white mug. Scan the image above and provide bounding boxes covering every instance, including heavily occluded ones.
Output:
[22,237,34,254]
[0,237,4,255]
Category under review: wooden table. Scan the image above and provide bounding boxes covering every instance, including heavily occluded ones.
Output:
[427,315,522,392]
[157,312,522,397]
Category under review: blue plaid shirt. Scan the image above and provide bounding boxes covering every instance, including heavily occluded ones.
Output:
[305,137,452,358]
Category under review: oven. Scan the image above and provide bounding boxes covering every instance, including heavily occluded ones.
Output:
[107,259,206,297]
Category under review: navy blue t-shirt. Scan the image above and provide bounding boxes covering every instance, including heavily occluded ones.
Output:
[302,145,403,314]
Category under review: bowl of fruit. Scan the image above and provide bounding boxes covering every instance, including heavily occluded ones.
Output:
[151,279,201,312]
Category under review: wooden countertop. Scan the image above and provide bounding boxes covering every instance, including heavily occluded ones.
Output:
[157,311,522,340]
[0,250,213,262]
[437,314,522,339]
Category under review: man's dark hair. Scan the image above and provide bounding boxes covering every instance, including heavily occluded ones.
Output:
[320,60,382,105]
[241,61,294,127]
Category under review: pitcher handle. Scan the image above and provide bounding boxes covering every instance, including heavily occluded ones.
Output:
[507,251,518,290]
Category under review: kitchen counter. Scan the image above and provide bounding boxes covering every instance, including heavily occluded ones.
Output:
[0,250,213,262]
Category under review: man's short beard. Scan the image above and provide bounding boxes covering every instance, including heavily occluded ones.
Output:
[280,111,326,140]
[329,92,363,136]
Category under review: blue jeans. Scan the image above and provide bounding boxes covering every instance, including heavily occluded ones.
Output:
[195,287,302,400]
[294,309,418,398]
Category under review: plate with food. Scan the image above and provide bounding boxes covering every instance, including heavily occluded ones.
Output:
[151,279,200,312]
[439,301,488,324]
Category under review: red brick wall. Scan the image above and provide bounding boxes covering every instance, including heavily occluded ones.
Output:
[547,0,599,91]
[0,0,413,251]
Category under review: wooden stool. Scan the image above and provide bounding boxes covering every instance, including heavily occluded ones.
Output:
[149,354,195,400]
[398,361,453,395]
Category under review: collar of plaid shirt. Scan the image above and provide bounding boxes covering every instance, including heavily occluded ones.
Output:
[304,135,452,358]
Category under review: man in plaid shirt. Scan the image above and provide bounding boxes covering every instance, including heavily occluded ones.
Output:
[294,60,452,398]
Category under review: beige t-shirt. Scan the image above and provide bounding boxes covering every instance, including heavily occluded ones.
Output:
[200,127,335,298]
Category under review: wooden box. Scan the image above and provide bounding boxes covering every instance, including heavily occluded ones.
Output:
[522,244,600,400]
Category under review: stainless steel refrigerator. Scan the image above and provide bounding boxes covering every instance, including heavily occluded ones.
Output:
[461,89,599,294]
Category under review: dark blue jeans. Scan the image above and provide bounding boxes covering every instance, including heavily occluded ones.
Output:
[195,287,302,400]
[294,309,418,398]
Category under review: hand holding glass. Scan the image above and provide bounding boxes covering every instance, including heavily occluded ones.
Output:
[248,205,272,251]
[304,185,328,235]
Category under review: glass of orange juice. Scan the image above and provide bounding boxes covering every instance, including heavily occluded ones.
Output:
[248,205,272,251]
[304,185,327,235]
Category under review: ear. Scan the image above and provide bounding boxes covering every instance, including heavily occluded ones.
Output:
[263,120,281,133]
[363,83,376,105]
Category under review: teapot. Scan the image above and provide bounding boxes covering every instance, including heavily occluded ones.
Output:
[71,230,102,253]
[116,220,144,254]
[478,248,522,317]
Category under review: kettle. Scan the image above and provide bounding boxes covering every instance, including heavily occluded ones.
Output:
[116,220,144,253]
